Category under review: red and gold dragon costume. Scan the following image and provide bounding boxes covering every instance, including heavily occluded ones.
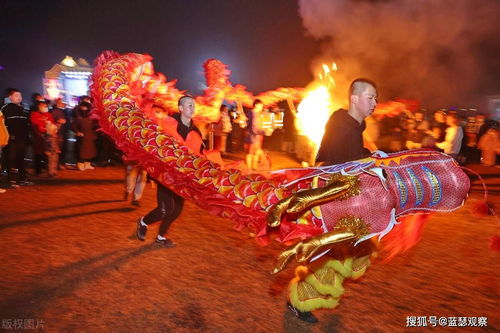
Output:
[91,51,471,313]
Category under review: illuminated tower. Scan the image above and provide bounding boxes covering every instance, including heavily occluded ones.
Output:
[44,56,93,106]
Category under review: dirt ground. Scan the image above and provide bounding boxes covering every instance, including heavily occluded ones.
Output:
[0,152,498,332]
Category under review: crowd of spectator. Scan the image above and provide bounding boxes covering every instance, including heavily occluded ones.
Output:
[232,103,500,168]
[0,88,121,193]
[369,109,500,166]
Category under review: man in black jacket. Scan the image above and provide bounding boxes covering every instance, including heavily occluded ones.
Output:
[316,78,378,166]
[287,78,378,323]
[1,88,32,185]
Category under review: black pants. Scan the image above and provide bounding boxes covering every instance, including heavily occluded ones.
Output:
[34,154,46,174]
[59,135,68,165]
[74,136,81,164]
[4,141,27,182]
[143,183,184,236]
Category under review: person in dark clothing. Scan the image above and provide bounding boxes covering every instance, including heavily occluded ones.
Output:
[71,102,97,170]
[1,88,33,185]
[288,78,377,323]
[478,118,494,142]
[430,110,447,142]
[315,78,377,166]
[280,99,297,154]
[50,98,70,167]
[405,118,425,149]
[70,96,92,164]
[29,93,44,112]
[136,96,203,246]
[229,106,246,153]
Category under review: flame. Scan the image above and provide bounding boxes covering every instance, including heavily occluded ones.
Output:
[318,62,337,88]
[296,85,333,146]
[295,61,338,146]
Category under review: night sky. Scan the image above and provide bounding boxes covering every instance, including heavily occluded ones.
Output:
[1,0,499,109]
[0,0,319,100]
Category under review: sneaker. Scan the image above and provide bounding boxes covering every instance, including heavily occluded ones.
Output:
[136,219,147,241]
[0,188,6,193]
[155,236,176,248]
[287,302,318,323]
[131,200,140,207]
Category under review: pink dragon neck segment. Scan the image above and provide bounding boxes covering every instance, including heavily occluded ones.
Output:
[378,150,470,216]
[317,149,470,239]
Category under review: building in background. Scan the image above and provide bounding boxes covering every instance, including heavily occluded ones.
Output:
[44,56,92,106]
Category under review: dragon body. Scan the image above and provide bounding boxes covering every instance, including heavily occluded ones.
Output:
[91,51,471,313]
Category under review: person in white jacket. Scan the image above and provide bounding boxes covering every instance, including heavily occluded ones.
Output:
[436,113,463,159]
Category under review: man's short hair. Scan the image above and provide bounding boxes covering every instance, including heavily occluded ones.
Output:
[35,101,48,110]
[79,101,92,110]
[79,95,91,103]
[178,95,193,107]
[5,88,20,97]
[253,99,263,107]
[348,78,377,97]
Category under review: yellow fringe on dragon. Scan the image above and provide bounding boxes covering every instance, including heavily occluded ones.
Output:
[288,239,375,312]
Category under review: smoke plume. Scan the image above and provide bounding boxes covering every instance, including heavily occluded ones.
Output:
[298,0,500,110]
